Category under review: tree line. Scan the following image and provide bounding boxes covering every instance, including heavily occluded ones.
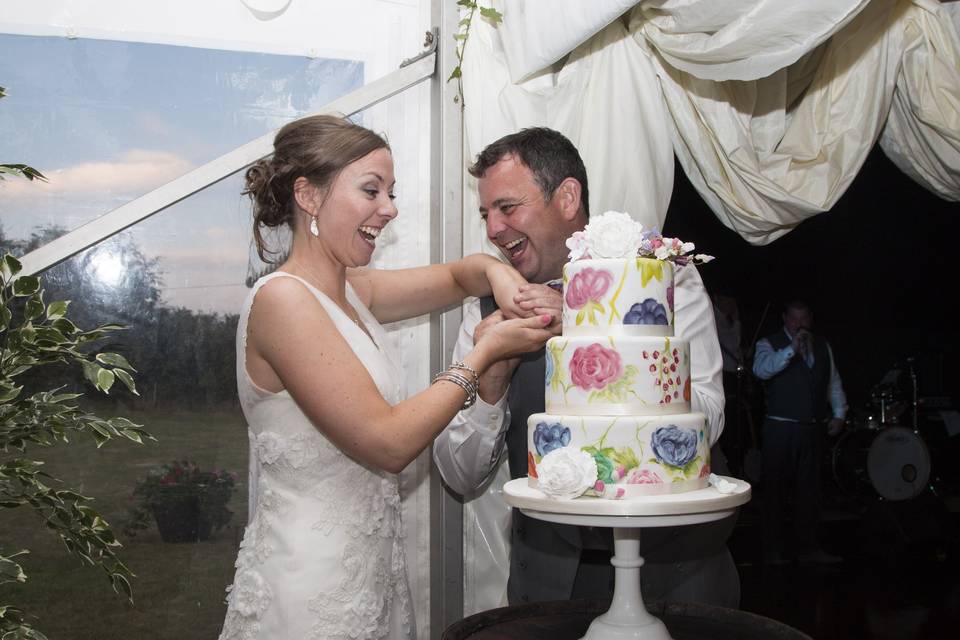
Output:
[2,225,241,411]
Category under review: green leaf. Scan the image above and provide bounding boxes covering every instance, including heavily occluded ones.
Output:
[12,276,40,296]
[0,163,47,182]
[0,383,22,403]
[119,428,144,444]
[0,305,11,331]
[19,323,36,344]
[0,556,27,582]
[448,66,462,81]
[24,296,45,321]
[80,360,102,388]
[46,300,70,320]
[88,422,112,446]
[96,368,116,393]
[1,254,22,282]
[113,369,139,396]
[51,317,78,334]
[112,572,134,602]
[456,0,476,8]
[479,6,503,22]
[34,327,68,345]
[96,352,135,371]
[93,323,125,332]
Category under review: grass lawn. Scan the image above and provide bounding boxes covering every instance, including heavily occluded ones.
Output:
[0,407,250,640]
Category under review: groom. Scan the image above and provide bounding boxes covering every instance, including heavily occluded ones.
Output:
[433,127,739,606]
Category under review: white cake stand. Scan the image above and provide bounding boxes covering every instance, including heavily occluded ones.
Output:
[503,476,751,640]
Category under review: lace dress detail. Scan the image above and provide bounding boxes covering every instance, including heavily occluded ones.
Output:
[219,273,414,640]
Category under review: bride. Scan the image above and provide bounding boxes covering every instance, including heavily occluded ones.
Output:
[218,114,555,639]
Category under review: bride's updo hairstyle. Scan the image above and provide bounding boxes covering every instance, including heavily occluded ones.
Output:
[244,114,390,261]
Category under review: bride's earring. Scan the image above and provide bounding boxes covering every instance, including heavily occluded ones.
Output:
[309,216,319,238]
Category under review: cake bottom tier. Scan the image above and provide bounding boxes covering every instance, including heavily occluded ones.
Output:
[527,411,710,498]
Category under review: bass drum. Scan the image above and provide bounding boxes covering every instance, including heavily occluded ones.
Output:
[832,426,931,501]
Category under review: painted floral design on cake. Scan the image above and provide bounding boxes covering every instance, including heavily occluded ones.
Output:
[546,340,571,397]
[569,342,639,404]
[533,422,571,457]
[625,468,664,485]
[650,425,702,478]
[640,338,686,406]
[582,443,640,488]
[565,267,613,326]
[635,257,664,286]
[624,298,669,326]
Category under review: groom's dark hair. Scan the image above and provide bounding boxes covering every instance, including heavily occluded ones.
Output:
[469,127,590,219]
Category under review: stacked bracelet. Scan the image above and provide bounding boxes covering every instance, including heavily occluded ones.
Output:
[449,361,479,386]
[433,366,478,410]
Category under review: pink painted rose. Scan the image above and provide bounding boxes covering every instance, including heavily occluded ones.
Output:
[626,469,663,484]
[565,268,613,309]
[569,343,623,390]
[699,463,711,479]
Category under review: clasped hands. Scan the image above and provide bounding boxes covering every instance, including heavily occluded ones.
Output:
[475,283,562,404]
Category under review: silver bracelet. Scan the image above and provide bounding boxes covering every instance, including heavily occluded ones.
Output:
[449,360,479,385]
[434,372,476,410]
[433,370,477,410]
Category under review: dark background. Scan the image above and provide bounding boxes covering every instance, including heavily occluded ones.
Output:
[663,145,959,419]
[662,145,960,640]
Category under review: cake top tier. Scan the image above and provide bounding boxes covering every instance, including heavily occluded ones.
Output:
[560,211,713,338]
[562,258,675,337]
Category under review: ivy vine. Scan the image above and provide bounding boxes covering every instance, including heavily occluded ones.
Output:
[448,0,503,108]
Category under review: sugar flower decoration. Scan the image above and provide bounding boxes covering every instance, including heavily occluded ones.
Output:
[569,211,714,266]
[582,211,643,259]
[708,473,737,494]
[565,231,590,261]
[537,447,598,500]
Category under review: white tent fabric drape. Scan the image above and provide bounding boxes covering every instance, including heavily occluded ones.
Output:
[458,0,959,615]
[463,0,959,249]
[879,1,960,202]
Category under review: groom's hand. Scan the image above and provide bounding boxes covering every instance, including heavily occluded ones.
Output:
[474,310,521,404]
[513,283,563,334]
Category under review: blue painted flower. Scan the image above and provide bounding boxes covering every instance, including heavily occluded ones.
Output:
[545,353,554,386]
[651,425,698,467]
[624,298,668,325]
[533,422,571,457]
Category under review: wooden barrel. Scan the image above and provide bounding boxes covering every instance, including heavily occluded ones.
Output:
[442,599,813,640]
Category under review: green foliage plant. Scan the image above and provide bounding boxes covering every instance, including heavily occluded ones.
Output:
[0,251,152,639]
[448,1,503,107]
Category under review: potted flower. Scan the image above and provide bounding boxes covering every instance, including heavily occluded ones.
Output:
[125,460,237,543]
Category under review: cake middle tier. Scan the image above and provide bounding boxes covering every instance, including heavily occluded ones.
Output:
[545,335,691,415]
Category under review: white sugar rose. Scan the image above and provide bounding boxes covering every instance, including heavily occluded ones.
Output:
[583,211,643,259]
[537,447,598,500]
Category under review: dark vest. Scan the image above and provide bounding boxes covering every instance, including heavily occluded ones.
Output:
[762,330,832,422]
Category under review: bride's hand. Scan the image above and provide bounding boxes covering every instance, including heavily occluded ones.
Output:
[474,314,555,365]
[486,261,528,320]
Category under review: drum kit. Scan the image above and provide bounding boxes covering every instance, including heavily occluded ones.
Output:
[831,358,950,502]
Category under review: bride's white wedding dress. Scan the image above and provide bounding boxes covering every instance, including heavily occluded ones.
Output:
[219,273,414,640]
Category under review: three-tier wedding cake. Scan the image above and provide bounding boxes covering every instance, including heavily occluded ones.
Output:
[526,211,715,500]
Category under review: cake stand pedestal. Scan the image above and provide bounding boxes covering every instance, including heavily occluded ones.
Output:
[503,477,751,640]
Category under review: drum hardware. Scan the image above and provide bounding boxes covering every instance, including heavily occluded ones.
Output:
[832,426,932,502]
